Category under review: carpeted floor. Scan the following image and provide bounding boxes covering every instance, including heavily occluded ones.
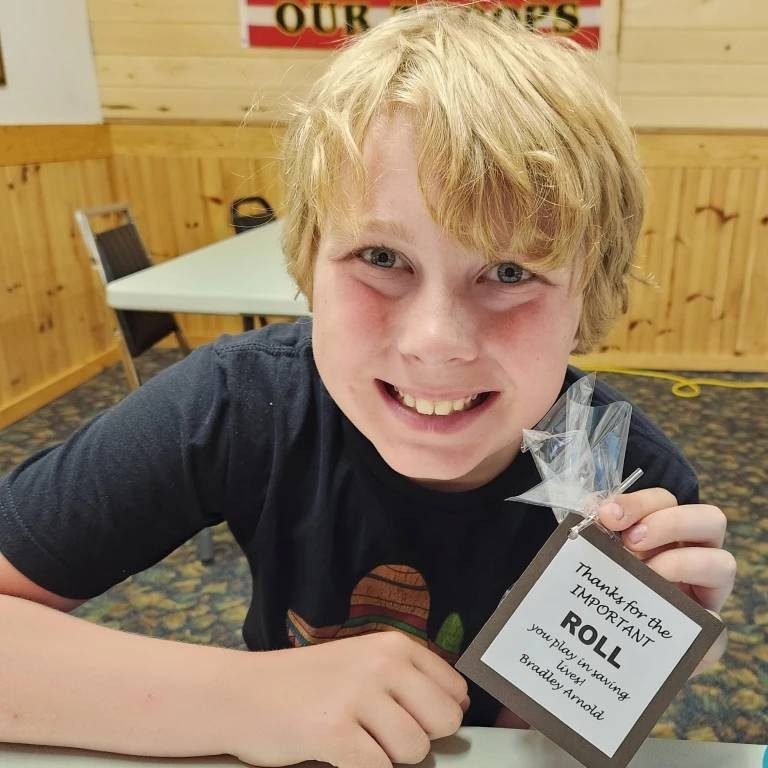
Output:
[1,339,766,744]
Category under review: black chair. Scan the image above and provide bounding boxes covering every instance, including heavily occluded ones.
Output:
[74,204,191,389]
[74,203,214,564]
[230,196,277,330]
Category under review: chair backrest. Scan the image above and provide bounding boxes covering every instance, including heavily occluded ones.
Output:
[231,196,276,234]
[74,204,178,358]
[94,223,152,281]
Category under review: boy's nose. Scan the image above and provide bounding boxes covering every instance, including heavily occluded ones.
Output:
[396,287,479,366]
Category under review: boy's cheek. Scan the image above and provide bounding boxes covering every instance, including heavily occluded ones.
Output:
[316,270,396,330]
[486,294,578,355]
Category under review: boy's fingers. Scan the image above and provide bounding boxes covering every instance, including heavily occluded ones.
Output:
[329,726,392,768]
[409,643,469,705]
[644,547,737,612]
[598,487,678,532]
[621,504,728,552]
[359,696,431,766]
[389,668,465,739]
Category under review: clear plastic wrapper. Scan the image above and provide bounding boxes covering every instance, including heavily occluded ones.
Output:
[507,373,640,532]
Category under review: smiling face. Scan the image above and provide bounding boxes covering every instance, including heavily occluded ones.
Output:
[311,114,583,491]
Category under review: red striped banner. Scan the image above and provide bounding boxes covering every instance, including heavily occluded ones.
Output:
[240,1,602,49]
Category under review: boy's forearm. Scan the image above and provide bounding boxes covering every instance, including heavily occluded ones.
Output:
[0,594,253,758]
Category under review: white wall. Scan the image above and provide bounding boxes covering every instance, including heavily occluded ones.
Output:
[0,0,101,124]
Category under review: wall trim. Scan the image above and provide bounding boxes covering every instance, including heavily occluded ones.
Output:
[0,347,120,430]
[0,125,111,167]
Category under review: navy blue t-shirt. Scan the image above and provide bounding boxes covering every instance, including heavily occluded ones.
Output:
[0,320,698,725]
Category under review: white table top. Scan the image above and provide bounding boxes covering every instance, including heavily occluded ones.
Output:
[2,728,765,767]
[105,221,309,317]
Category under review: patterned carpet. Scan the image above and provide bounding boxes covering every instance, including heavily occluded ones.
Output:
[1,340,766,745]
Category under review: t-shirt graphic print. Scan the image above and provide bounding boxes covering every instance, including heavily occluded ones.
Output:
[286,564,466,662]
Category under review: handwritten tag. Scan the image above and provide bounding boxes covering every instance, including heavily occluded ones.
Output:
[457,514,723,768]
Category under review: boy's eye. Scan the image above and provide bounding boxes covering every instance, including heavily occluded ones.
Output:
[358,246,401,269]
[485,262,533,284]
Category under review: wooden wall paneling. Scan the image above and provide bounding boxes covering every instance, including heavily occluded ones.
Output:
[87,0,238,24]
[664,168,698,358]
[4,163,69,381]
[90,21,271,58]
[251,153,285,216]
[620,96,768,131]
[633,170,662,355]
[644,168,669,356]
[746,172,768,356]
[198,157,243,336]
[707,169,742,357]
[719,169,757,359]
[760,198,768,356]
[637,134,768,170]
[108,154,147,232]
[619,63,768,98]
[650,168,681,357]
[163,155,220,339]
[76,158,119,352]
[0,167,45,402]
[37,161,103,366]
[199,156,232,242]
[622,0,768,28]
[0,126,111,166]
[139,155,181,263]
[100,86,304,124]
[110,124,286,159]
[682,168,714,356]
[735,168,766,355]
[621,30,768,65]
[219,156,263,214]
[95,55,328,92]
[704,170,730,353]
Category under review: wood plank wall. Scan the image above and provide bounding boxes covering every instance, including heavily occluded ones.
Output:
[2,123,767,430]
[109,124,286,344]
[0,126,119,429]
[86,0,768,130]
[576,134,768,372]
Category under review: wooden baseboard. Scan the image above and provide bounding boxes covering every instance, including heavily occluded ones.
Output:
[571,352,768,373]
[0,347,121,430]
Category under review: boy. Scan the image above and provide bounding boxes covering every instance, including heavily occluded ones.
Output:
[0,5,734,768]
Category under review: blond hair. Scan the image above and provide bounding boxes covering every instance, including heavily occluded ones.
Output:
[281,2,645,352]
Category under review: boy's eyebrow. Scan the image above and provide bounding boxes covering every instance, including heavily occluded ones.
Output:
[357,217,415,242]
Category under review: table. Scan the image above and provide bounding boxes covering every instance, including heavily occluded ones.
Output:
[105,221,309,321]
[2,728,766,767]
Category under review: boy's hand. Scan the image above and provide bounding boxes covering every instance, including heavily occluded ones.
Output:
[597,488,735,673]
[232,631,468,768]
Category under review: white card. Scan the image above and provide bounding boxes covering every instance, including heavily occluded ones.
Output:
[480,535,699,756]
[456,515,724,768]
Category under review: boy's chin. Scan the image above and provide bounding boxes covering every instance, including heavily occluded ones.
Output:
[380,448,494,491]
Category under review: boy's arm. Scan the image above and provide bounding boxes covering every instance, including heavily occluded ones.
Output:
[0,591,249,758]
[0,553,468,768]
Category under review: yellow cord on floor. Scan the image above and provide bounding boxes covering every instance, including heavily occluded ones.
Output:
[584,367,768,399]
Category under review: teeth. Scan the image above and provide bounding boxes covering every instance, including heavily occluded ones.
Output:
[415,398,434,415]
[394,387,484,416]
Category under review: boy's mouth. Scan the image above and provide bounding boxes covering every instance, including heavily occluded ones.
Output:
[380,380,493,416]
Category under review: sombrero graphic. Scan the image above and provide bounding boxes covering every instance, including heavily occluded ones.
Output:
[286,564,465,663]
